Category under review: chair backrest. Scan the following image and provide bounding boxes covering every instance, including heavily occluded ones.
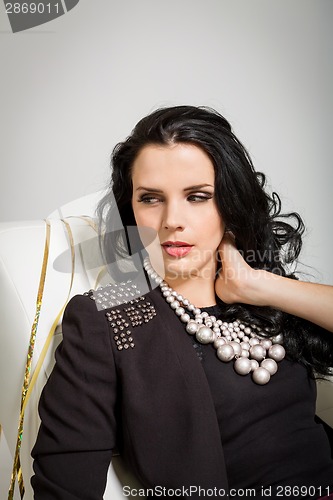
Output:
[0,218,141,500]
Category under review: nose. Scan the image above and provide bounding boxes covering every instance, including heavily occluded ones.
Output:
[162,201,185,231]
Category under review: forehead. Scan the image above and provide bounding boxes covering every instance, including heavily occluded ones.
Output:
[131,143,215,185]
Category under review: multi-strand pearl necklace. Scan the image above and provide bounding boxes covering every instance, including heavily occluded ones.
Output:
[144,257,285,385]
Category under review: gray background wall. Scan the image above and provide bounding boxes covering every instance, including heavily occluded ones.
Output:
[0,0,332,283]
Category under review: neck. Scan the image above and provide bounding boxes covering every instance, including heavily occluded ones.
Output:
[146,255,217,308]
[163,274,217,308]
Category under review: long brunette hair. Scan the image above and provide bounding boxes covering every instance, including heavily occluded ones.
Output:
[97,105,333,376]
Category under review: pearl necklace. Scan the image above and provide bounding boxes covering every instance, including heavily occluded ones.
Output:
[144,257,285,385]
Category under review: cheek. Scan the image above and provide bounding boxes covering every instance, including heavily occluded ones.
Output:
[132,201,144,226]
[201,208,225,240]
[132,208,142,226]
[132,204,159,230]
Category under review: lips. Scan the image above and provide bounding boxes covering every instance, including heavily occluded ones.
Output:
[161,241,193,258]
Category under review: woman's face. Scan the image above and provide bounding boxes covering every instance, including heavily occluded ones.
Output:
[131,143,225,284]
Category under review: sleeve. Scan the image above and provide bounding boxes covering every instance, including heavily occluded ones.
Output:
[31,294,118,500]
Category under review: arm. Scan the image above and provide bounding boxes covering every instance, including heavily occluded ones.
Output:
[31,294,118,500]
[215,234,333,333]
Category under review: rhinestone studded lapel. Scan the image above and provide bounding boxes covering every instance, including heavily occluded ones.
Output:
[84,282,156,351]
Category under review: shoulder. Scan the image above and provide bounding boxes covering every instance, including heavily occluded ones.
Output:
[73,281,169,353]
[83,280,144,310]
[65,280,164,327]
[63,280,144,320]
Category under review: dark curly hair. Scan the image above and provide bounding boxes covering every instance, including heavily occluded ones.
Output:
[97,105,333,376]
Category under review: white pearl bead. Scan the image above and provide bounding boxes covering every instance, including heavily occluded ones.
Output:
[249,344,266,361]
[260,339,272,350]
[241,349,249,358]
[170,301,180,309]
[180,313,191,323]
[249,337,260,346]
[214,337,226,348]
[175,307,185,316]
[229,341,242,356]
[240,342,250,351]
[252,367,271,385]
[186,320,199,334]
[250,359,259,371]
[268,344,286,362]
[196,326,214,344]
[217,344,235,362]
[261,358,278,375]
[166,295,175,303]
[234,357,252,375]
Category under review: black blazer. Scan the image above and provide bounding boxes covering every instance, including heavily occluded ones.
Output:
[31,286,229,499]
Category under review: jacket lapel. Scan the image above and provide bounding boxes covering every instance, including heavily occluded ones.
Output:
[150,288,229,491]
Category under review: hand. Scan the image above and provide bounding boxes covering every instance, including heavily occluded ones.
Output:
[215,232,265,306]
[216,233,333,332]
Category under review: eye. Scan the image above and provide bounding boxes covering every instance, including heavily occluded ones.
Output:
[187,193,213,202]
[138,195,162,204]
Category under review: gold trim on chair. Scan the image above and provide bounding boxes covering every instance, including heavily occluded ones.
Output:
[8,219,77,499]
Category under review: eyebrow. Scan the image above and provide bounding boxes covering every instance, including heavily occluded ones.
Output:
[135,184,214,193]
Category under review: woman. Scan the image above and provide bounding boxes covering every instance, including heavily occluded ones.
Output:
[32,106,333,499]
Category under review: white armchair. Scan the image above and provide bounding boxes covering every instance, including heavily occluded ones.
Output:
[1,196,332,499]
[0,212,142,499]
